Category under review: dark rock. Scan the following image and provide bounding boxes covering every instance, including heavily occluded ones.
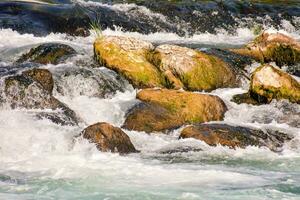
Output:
[204,48,254,81]
[0,2,91,36]
[231,92,261,105]
[4,73,78,125]
[81,122,137,154]
[22,68,54,94]
[17,43,76,65]
[52,67,127,98]
[179,123,293,151]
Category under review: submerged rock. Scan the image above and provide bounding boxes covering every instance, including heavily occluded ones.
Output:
[81,122,137,154]
[123,89,227,132]
[232,32,300,67]
[4,69,78,125]
[179,123,293,151]
[250,64,300,104]
[17,43,76,65]
[149,44,237,91]
[52,67,128,98]
[94,36,164,88]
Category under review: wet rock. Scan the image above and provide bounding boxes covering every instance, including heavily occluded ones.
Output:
[232,32,300,67]
[286,64,300,77]
[22,68,54,94]
[0,2,91,36]
[179,123,293,151]
[4,73,78,125]
[123,89,227,132]
[52,67,128,98]
[231,92,261,105]
[94,36,164,88]
[250,64,300,104]
[204,48,254,80]
[81,122,137,154]
[17,43,76,65]
[149,44,237,91]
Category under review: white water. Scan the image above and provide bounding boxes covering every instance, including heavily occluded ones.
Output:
[0,26,300,199]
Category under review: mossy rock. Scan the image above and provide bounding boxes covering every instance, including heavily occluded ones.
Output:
[123,89,227,132]
[179,123,293,151]
[94,36,164,88]
[231,32,300,67]
[148,44,237,91]
[250,64,300,104]
[231,92,261,105]
[17,43,76,65]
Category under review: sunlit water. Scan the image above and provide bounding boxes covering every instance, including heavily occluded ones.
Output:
[0,3,300,198]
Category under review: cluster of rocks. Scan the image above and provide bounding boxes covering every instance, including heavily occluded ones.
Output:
[91,32,299,154]
[3,31,299,155]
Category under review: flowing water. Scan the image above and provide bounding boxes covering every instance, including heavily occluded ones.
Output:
[0,0,300,199]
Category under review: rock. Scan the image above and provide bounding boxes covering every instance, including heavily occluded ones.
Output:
[149,44,237,91]
[179,123,293,151]
[52,67,128,98]
[203,48,254,80]
[81,122,137,154]
[22,68,54,94]
[17,43,76,65]
[94,36,164,88]
[250,64,300,104]
[4,73,78,125]
[232,32,300,67]
[231,93,261,105]
[123,89,227,132]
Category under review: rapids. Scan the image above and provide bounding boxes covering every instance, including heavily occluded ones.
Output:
[0,0,299,199]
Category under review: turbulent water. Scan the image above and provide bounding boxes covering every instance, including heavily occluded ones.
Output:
[0,0,300,199]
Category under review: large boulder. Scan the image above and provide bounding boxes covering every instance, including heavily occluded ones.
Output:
[123,89,227,132]
[232,32,300,67]
[94,36,164,88]
[250,65,300,104]
[179,123,293,151]
[148,44,237,91]
[4,69,78,125]
[17,43,76,65]
[81,122,137,154]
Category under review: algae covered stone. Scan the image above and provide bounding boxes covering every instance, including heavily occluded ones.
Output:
[94,36,164,88]
[250,64,300,103]
[123,89,227,132]
[232,32,300,66]
[148,44,236,91]
[17,43,76,65]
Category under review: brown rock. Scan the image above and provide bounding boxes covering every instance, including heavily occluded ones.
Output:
[123,89,227,133]
[82,122,137,154]
[179,123,293,151]
[232,32,300,66]
[22,68,54,94]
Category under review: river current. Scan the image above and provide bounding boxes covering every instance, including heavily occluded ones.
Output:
[0,0,300,199]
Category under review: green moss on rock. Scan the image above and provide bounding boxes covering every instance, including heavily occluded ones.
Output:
[94,36,164,88]
[250,64,300,103]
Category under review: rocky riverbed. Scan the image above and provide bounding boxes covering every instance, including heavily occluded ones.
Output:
[0,0,300,200]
